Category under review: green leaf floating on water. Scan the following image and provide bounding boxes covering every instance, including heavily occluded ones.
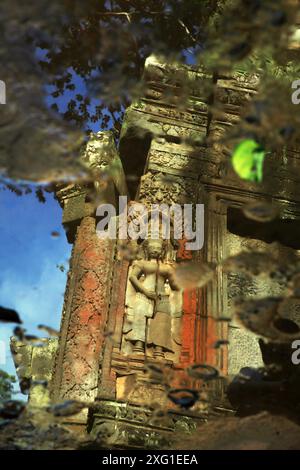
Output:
[231,139,266,182]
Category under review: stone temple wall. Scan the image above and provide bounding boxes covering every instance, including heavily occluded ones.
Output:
[11,55,300,446]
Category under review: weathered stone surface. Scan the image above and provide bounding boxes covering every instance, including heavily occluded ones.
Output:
[56,131,128,238]
[81,131,128,198]
[10,337,58,406]
[228,327,263,376]
[90,400,202,449]
[50,216,116,424]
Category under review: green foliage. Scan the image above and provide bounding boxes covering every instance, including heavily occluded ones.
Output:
[2,0,300,185]
[231,139,266,183]
[0,369,16,401]
[237,49,300,83]
[37,0,224,133]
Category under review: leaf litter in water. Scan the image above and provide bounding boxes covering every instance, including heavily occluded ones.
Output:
[222,251,276,276]
[19,378,31,395]
[212,340,230,349]
[234,297,300,343]
[1,0,300,451]
[47,400,88,417]
[13,326,26,341]
[216,316,232,323]
[0,306,22,324]
[0,400,26,419]
[38,324,59,337]
[12,327,49,347]
[50,231,60,238]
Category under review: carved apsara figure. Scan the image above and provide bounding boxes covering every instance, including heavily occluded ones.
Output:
[123,238,181,359]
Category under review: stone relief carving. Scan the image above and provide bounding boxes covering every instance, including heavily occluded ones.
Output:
[148,149,202,176]
[122,238,182,362]
[138,171,197,206]
[80,131,128,197]
[81,131,114,173]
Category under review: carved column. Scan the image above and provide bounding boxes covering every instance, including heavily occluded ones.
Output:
[51,131,127,428]
[51,217,115,424]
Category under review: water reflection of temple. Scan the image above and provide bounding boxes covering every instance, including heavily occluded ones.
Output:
[12,55,300,447]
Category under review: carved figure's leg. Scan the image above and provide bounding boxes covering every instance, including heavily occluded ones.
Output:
[133,340,145,354]
[153,345,164,359]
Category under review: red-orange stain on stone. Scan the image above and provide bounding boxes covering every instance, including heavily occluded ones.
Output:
[205,317,219,366]
[81,271,99,292]
[83,248,99,261]
[179,288,197,368]
[176,238,193,260]
[51,217,115,407]
[77,304,94,325]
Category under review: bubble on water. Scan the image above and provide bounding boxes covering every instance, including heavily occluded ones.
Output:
[167,388,199,409]
[38,325,59,337]
[242,201,279,223]
[173,262,216,290]
[187,364,219,381]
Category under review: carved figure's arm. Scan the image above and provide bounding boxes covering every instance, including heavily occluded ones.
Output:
[129,264,145,292]
[129,263,157,300]
[166,265,181,291]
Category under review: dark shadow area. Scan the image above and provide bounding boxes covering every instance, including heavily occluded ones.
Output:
[227,207,300,250]
[119,131,152,200]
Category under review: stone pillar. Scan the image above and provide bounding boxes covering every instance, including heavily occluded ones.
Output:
[51,216,115,423]
[50,131,127,428]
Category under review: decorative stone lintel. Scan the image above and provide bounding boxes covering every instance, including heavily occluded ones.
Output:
[90,399,203,449]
